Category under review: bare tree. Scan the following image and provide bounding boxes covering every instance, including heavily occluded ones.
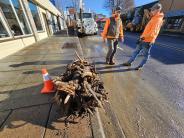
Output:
[104,0,115,12]
[71,0,80,10]
[123,0,134,11]
[104,0,134,13]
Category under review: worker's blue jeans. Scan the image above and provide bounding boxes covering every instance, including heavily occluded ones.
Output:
[127,42,153,68]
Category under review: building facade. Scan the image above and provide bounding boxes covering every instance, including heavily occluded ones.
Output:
[160,0,184,33]
[0,0,65,59]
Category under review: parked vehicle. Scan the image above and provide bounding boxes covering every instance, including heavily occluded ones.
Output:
[125,1,158,32]
[76,12,98,36]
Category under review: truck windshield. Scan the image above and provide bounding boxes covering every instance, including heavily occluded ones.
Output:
[83,13,92,18]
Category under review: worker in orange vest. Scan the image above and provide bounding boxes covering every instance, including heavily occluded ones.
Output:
[123,3,164,70]
[101,6,124,65]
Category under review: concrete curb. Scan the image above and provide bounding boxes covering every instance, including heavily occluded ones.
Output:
[76,37,106,138]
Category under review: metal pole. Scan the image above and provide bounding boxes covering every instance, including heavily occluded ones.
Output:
[66,7,69,36]
[112,0,115,13]
[79,0,83,33]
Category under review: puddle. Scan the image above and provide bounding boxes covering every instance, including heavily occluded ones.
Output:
[62,42,77,49]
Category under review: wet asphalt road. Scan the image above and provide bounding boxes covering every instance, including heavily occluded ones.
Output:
[79,33,184,138]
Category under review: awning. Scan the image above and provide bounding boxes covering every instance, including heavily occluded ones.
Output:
[165,9,184,18]
[34,0,63,17]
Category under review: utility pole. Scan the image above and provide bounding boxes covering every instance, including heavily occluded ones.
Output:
[79,0,83,33]
[79,0,83,14]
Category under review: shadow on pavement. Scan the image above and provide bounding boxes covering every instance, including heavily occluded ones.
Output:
[96,64,123,71]
[9,60,72,67]
[94,61,106,65]
[98,68,135,74]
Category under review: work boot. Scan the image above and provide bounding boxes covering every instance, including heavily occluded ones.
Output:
[122,62,131,66]
[109,60,115,65]
[106,59,109,64]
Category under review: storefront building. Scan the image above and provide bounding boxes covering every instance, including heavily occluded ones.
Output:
[0,0,65,59]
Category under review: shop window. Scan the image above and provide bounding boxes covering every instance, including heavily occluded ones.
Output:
[0,18,9,38]
[51,14,56,32]
[0,0,23,36]
[11,0,31,34]
[28,1,43,31]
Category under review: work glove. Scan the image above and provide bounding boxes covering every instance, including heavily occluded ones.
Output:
[136,37,145,44]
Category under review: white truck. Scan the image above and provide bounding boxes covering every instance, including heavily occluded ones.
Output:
[76,12,98,36]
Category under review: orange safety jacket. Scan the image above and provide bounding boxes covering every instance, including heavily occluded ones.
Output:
[141,12,164,43]
[101,15,124,39]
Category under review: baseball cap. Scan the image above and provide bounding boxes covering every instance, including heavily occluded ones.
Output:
[151,3,162,11]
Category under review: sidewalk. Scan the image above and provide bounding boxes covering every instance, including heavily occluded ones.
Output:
[0,34,92,138]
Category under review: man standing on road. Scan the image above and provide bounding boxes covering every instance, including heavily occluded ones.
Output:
[123,3,164,70]
[101,6,124,65]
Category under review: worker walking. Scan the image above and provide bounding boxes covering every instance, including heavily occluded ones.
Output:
[123,3,164,70]
[101,6,124,65]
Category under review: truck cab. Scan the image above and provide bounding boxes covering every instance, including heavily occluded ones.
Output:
[77,12,98,35]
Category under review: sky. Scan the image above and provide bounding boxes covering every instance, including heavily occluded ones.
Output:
[135,0,157,7]
[84,0,109,16]
[62,0,157,17]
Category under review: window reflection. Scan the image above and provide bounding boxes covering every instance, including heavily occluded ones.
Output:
[11,0,31,34]
[51,14,56,32]
[28,1,43,31]
[0,18,9,38]
[0,0,23,36]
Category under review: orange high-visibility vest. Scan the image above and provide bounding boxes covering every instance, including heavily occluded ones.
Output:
[101,15,124,39]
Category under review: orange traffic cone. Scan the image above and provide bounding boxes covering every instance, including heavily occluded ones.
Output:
[41,69,55,94]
